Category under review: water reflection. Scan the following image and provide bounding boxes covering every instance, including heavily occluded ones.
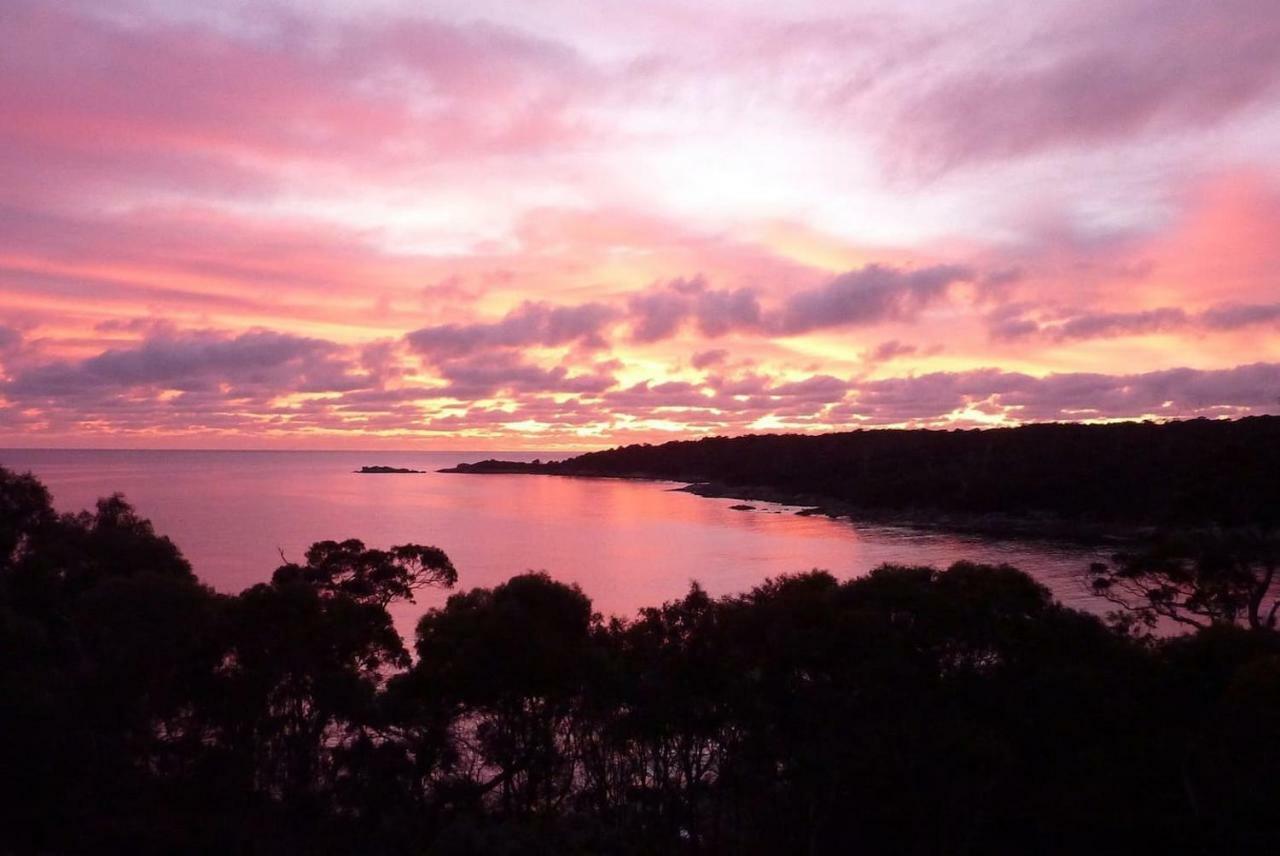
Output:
[0,449,1109,635]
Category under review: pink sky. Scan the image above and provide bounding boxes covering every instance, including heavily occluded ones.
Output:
[1,0,1279,449]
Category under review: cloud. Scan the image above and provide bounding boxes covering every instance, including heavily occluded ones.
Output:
[990,300,1280,342]
[691,349,729,370]
[692,283,764,337]
[847,362,1280,423]
[625,275,764,341]
[774,264,972,335]
[987,318,1041,341]
[4,329,368,400]
[1200,302,1280,330]
[406,301,617,361]
[622,263,974,344]
[422,263,975,374]
[3,318,1276,443]
[1052,308,1189,341]
[605,381,715,411]
[435,351,616,398]
[2,1,1278,448]
[0,326,21,353]
[604,372,855,415]
[628,284,693,343]
[766,375,850,401]
[0,0,602,206]
[896,0,1280,172]
[864,340,918,364]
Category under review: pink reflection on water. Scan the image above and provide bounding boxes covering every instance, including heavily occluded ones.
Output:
[0,449,1108,639]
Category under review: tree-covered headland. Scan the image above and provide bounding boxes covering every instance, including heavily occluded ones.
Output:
[449,416,1280,531]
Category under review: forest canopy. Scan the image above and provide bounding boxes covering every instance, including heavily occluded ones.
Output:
[449,416,1280,529]
[2,465,1279,854]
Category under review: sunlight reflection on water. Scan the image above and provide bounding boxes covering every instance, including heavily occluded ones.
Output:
[1,449,1111,636]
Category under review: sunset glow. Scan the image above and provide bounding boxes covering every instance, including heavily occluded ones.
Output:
[3,0,1279,448]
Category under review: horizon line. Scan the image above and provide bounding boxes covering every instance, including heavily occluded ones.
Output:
[1,413,1274,456]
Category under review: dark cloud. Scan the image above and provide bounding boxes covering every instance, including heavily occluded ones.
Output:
[694,285,764,336]
[4,330,364,399]
[1200,302,1280,330]
[0,328,420,438]
[435,351,616,398]
[605,381,715,410]
[775,264,972,335]
[847,362,1280,423]
[93,318,173,335]
[0,325,21,352]
[623,264,973,344]
[766,375,849,401]
[626,276,764,341]
[989,317,1043,341]
[1052,308,1188,340]
[977,267,1025,297]
[691,349,729,369]
[864,340,918,363]
[990,300,1280,342]
[628,286,692,343]
[4,321,1276,439]
[706,372,771,397]
[604,373,854,416]
[406,300,618,360]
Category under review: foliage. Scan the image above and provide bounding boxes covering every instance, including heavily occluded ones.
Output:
[273,538,457,606]
[2,465,1279,854]
[472,416,1280,528]
[1089,529,1280,630]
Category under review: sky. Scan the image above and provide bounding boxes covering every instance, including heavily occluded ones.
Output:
[1,0,1279,449]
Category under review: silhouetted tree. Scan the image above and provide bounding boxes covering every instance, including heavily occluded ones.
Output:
[1089,530,1280,630]
[272,538,457,606]
[406,573,598,821]
[0,468,55,570]
[215,538,458,820]
[0,470,218,852]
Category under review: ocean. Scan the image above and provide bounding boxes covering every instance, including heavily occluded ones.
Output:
[0,449,1109,634]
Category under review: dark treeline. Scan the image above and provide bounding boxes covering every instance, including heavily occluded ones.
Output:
[3,466,1280,854]
[450,416,1280,528]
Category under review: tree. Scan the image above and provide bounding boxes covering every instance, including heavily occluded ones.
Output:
[0,471,220,852]
[217,539,457,807]
[405,573,598,819]
[272,538,457,607]
[1088,530,1280,631]
[0,468,55,571]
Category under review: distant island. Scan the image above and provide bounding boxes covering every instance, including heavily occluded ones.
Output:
[356,465,424,474]
[442,416,1280,537]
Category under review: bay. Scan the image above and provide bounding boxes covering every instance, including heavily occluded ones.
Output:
[0,449,1109,634]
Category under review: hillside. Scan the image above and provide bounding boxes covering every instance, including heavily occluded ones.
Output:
[444,417,1280,529]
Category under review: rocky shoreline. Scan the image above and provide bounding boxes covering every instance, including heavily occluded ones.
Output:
[675,481,1150,546]
[439,462,1149,546]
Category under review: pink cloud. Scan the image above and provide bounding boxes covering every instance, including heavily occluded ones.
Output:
[1,1,1278,446]
[891,0,1280,173]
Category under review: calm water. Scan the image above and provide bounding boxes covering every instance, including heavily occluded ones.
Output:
[0,449,1109,633]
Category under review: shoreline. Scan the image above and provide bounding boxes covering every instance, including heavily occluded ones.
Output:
[674,481,1150,546]
[438,464,1150,547]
